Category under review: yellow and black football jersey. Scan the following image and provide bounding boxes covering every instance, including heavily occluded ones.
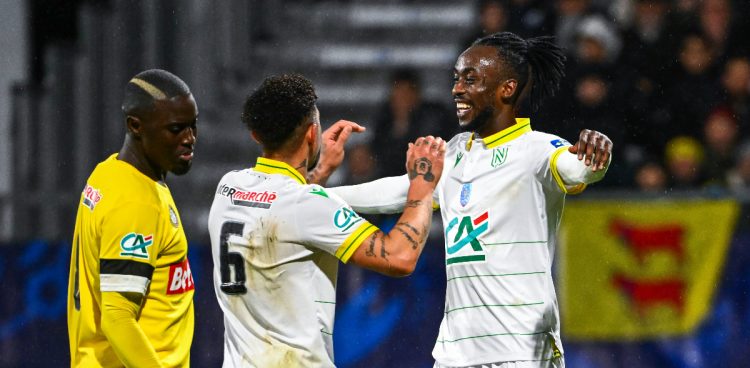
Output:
[68,154,194,367]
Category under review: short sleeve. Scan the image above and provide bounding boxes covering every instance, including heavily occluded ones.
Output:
[293,185,378,264]
[533,136,586,194]
[99,201,160,294]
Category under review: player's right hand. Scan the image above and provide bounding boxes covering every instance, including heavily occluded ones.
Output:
[405,136,446,189]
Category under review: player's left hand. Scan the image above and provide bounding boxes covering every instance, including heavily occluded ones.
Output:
[319,120,366,171]
[568,129,612,172]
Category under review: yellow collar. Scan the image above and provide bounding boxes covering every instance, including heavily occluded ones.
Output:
[254,157,307,185]
[466,118,532,150]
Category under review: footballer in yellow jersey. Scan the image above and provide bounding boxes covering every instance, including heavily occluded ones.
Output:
[68,69,197,368]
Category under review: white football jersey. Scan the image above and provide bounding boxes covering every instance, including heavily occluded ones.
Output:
[432,119,583,366]
[208,157,376,368]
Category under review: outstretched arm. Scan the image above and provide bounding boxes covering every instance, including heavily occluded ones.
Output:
[559,129,613,185]
[347,136,446,277]
[307,120,365,185]
[328,175,410,214]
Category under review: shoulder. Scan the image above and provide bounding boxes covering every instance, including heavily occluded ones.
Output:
[299,184,347,206]
[527,130,571,149]
[215,168,251,187]
[88,157,159,209]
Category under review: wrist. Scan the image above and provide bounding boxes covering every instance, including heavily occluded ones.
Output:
[407,182,435,200]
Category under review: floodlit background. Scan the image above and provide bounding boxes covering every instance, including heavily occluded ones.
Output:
[1,0,750,367]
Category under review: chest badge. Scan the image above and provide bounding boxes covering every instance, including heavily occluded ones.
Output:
[491,146,509,168]
[460,183,472,207]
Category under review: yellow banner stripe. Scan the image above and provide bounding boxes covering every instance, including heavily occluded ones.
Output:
[129,78,166,99]
[335,222,378,263]
[549,146,586,194]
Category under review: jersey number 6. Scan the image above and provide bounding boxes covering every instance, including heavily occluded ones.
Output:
[219,221,247,295]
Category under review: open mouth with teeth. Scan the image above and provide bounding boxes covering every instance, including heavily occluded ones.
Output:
[456,102,471,118]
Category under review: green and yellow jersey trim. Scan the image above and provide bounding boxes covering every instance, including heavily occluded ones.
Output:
[336,222,378,263]
[254,157,307,185]
[550,146,586,194]
[466,118,532,151]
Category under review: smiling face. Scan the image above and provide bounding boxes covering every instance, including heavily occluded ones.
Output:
[452,45,509,134]
[139,94,198,176]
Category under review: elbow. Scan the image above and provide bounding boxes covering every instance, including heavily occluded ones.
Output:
[387,257,417,277]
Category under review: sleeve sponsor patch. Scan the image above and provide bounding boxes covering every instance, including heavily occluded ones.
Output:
[550,138,571,148]
[82,184,103,210]
[120,232,153,259]
[333,207,364,232]
[167,258,195,295]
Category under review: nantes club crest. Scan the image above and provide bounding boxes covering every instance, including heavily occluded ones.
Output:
[491,147,508,168]
[445,211,489,265]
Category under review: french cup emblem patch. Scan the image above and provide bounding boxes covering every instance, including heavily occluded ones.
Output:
[460,183,472,207]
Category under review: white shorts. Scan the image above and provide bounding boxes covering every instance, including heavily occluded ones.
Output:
[433,357,565,368]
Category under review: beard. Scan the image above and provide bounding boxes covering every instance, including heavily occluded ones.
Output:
[459,107,494,133]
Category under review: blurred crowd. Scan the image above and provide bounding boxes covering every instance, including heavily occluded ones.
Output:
[333,0,750,195]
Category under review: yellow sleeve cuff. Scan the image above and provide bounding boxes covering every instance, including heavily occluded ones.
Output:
[335,222,378,263]
[550,146,587,195]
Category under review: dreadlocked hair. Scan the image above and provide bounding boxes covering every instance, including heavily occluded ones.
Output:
[473,32,566,111]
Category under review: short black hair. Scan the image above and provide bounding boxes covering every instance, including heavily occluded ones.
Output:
[474,32,566,111]
[121,69,191,117]
[241,74,318,151]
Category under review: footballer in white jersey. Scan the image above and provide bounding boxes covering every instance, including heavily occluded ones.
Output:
[208,157,377,367]
[332,32,612,368]
[432,120,582,366]
[330,119,608,367]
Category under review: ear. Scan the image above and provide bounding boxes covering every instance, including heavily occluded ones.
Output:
[497,78,518,105]
[250,130,261,144]
[305,121,317,143]
[499,79,518,98]
[126,116,143,139]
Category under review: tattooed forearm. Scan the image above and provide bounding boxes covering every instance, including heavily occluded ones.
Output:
[396,222,420,236]
[394,224,419,249]
[379,233,389,259]
[408,158,435,182]
[366,231,379,257]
